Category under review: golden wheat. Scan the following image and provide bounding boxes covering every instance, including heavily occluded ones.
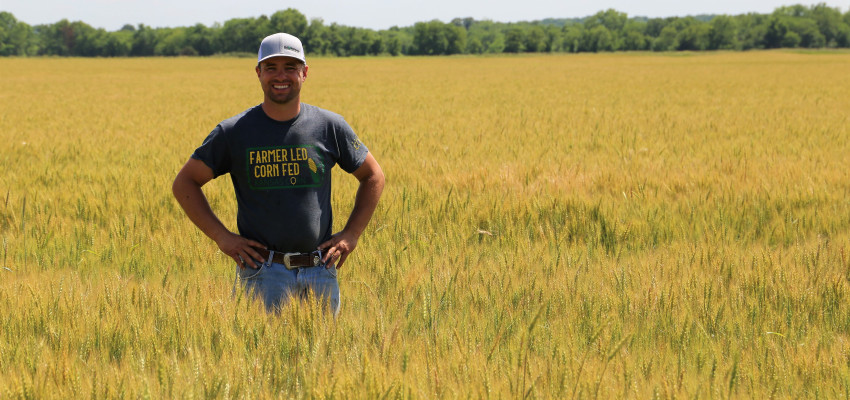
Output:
[1,51,850,398]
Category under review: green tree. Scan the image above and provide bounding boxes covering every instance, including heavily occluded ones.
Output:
[34,19,107,56]
[708,15,739,50]
[503,26,524,52]
[561,24,583,52]
[839,18,850,47]
[444,23,466,54]
[0,12,18,54]
[467,20,504,53]
[216,16,269,54]
[764,16,791,48]
[783,30,802,47]
[131,24,157,56]
[621,22,649,51]
[466,36,483,53]
[184,24,214,56]
[773,4,808,18]
[789,18,826,47]
[73,24,109,56]
[463,17,476,31]
[808,4,849,47]
[325,23,347,56]
[412,21,444,55]
[380,27,411,55]
[653,25,679,51]
[645,18,669,38]
[583,9,626,51]
[585,9,628,33]
[736,13,768,49]
[0,12,38,55]
[582,25,614,52]
[104,31,132,56]
[155,28,190,56]
[412,20,463,55]
[6,5,850,57]
[676,22,710,50]
[270,9,308,38]
[543,25,563,52]
[524,25,546,52]
[37,19,74,55]
[347,28,382,55]
[304,18,330,55]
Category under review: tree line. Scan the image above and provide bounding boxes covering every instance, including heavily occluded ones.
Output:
[1,5,849,57]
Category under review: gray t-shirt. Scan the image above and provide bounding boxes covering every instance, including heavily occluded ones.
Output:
[192,103,368,252]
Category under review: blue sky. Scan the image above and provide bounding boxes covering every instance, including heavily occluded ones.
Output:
[2,0,848,31]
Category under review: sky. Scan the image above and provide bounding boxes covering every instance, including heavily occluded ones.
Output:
[2,0,848,31]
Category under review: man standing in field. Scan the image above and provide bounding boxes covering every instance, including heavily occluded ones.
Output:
[172,32,384,315]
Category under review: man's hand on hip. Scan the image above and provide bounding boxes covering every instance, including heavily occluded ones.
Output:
[215,231,267,269]
[317,153,384,271]
[318,231,359,270]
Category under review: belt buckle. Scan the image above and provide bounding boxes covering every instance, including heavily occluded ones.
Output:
[282,251,322,269]
[282,252,300,270]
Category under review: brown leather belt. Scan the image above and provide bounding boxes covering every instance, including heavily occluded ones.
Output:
[257,249,321,269]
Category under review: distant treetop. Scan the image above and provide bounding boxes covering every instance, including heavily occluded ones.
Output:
[1,5,849,57]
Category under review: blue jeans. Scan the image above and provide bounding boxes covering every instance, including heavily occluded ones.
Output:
[236,258,340,316]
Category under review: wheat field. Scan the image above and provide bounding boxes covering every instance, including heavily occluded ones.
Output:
[1,51,850,398]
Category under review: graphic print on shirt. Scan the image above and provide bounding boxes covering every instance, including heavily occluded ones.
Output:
[246,145,326,189]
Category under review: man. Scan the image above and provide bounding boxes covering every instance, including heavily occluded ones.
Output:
[172,32,384,315]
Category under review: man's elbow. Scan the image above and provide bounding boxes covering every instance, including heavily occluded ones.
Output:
[365,164,385,194]
[372,167,385,186]
[172,170,200,201]
[171,174,186,200]
[172,159,212,200]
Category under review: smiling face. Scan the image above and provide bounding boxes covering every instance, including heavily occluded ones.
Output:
[256,57,308,107]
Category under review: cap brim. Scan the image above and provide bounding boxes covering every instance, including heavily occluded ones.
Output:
[257,54,306,65]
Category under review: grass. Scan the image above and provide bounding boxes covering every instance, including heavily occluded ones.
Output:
[1,52,850,398]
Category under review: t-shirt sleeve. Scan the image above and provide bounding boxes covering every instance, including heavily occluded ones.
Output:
[191,124,232,178]
[333,119,369,174]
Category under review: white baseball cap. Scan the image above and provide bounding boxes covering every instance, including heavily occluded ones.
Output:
[258,33,306,65]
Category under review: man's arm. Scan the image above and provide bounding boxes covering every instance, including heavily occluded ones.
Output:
[172,158,267,268]
[318,152,385,269]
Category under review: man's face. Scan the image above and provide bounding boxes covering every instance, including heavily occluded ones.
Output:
[256,57,308,106]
